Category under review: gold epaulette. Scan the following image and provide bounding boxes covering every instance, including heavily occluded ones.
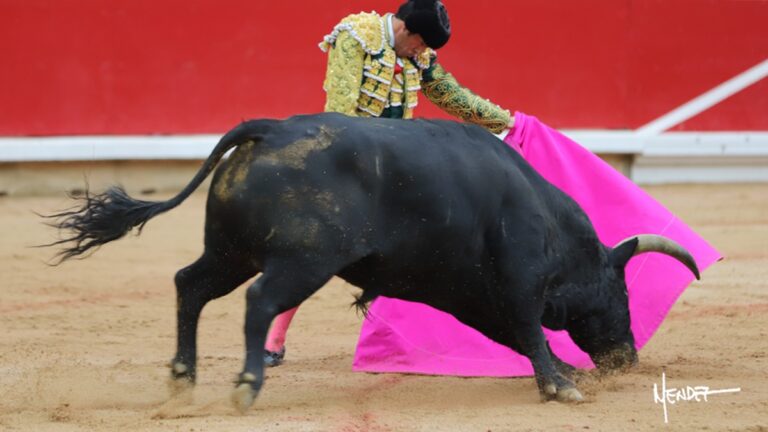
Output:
[319,12,386,55]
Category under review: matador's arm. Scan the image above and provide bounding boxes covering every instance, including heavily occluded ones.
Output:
[421,62,512,133]
[323,31,365,115]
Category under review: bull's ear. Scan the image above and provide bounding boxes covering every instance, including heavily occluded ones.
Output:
[609,237,639,269]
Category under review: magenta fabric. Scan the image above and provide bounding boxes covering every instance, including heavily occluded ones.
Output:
[352,112,722,377]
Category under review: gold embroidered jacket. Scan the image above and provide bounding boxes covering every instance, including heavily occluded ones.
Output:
[319,12,511,133]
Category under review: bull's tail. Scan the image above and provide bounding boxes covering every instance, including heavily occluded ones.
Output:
[42,119,277,264]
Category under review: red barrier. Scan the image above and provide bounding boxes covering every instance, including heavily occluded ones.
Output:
[1,0,766,135]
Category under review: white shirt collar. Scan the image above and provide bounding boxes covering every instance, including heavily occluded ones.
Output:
[386,14,395,48]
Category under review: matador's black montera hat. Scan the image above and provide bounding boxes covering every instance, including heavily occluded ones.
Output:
[396,0,451,49]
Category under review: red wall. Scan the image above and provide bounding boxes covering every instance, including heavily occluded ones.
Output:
[1,0,767,136]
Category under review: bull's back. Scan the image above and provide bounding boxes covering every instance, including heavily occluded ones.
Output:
[322,115,528,229]
[205,113,558,265]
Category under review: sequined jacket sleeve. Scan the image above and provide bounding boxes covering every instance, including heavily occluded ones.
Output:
[323,31,365,115]
[421,62,511,134]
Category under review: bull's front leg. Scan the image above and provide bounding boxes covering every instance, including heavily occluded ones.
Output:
[548,341,576,380]
[513,322,583,402]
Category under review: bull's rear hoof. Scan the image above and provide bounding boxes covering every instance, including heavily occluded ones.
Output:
[170,362,195,381]
[556,387,584,403]
[231,383,256,414]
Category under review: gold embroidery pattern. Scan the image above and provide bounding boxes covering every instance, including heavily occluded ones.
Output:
[402,62,422,118]
[414,49,435,70]
[421,64,511,133]
[323,31,366,115]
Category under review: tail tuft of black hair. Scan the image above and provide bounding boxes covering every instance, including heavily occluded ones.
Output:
[40,185,178,264]
[39,118,279,265]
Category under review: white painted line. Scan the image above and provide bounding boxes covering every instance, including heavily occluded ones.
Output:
[635,58,768,136]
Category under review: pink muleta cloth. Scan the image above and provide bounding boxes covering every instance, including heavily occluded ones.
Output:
[352,111,721,377]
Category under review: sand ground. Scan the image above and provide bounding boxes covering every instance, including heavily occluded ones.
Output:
[1,183,766,431]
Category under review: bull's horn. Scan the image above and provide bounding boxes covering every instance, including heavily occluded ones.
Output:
[613,234,700,280]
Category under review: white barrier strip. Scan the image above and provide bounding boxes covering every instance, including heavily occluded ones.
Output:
[635,58,768,136]
[2,131,768,162]
[563,131,768,156]
[0,135,220,162]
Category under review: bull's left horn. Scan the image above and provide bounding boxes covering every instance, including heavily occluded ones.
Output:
[613,234,700,280]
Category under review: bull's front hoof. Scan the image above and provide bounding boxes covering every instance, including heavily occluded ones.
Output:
[543,383,558,399]
[540,373,584,403]
[556,387,584,403]
[231,383,256,414]
[540,385,584,403]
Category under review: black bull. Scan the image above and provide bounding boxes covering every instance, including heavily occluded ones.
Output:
[46,113,700,410]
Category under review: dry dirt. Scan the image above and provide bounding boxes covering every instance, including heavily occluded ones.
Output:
[1,183,766,431]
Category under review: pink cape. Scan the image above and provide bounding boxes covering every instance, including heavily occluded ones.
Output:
[352,112,721,377]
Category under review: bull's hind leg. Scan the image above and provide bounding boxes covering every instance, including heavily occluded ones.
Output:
[230,262,333,413]
[171,252,258,389]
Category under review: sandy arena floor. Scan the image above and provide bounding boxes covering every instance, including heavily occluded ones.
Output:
[1,183,766,431]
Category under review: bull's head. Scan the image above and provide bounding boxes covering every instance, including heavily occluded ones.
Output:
[564,235,700,372]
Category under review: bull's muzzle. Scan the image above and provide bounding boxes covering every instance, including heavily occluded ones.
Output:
[592,342,638,371]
